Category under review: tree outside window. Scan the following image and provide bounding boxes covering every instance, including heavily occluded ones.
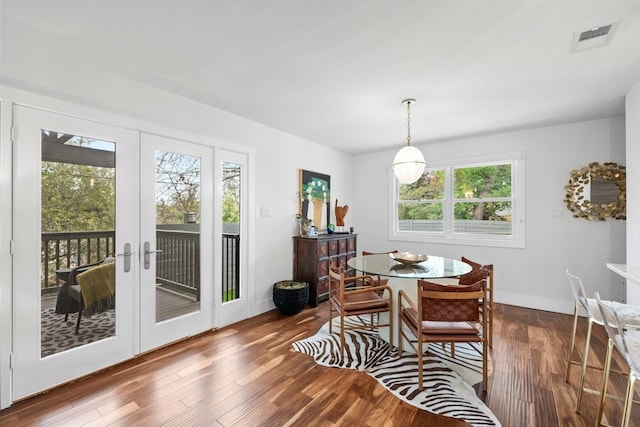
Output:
[396,161,515,238]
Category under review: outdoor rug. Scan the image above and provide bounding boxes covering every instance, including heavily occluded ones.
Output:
[41,308,115,358]
[292,317,500,427]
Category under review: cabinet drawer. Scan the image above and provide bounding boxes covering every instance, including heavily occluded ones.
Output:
[317,258,329,278]
[347,237,356,252]
[329,240,339,256]
[339,238,347,254]
[337,255,347,272]
[318,241,329,257]
[317,276,329,299]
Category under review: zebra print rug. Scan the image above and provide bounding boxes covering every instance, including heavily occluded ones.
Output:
[292,317,500,427]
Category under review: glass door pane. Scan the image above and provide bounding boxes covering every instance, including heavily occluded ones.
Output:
[222,162,241,303]
[154,151,201,322]
[40,131,116,357]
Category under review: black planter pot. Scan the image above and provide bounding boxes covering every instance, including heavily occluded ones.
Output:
[273,281,309,315]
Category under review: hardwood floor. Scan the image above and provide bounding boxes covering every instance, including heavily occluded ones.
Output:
[1,303,639,426]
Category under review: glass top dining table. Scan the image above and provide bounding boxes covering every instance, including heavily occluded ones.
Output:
[347,253,472,279]
[347,253,472,348]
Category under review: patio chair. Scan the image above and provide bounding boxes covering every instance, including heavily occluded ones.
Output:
[64,258,115,334]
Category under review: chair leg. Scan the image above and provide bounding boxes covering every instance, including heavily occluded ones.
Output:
[398,317,404,356]
[418,338,424,390]
[596,338,614,426]
[482,338,488,392]
[565,302,580,382]
[75,309,82,334]
[488,302,493,348]
[339,314,345,357]
[388,309,393,354]
[576,318,594,413]
[64,295,72,322]
[621,372,636,427]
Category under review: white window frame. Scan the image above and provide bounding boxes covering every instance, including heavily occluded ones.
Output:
[389,152,525,248]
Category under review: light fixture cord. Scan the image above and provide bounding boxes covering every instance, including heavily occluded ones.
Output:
[406,100,411,146]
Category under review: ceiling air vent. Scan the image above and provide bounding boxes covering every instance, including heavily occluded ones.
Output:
[579,24,612,41]
[570,21,619,53]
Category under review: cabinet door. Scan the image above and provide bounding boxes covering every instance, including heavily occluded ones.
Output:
[317,277,329,299]
[318,240,329,258]
[318,258,329,278]
[338,238,347,254]
[328,239,339,256]
[347,237,356,253]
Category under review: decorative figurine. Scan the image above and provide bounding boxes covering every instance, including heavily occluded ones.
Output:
[335,199,349,227]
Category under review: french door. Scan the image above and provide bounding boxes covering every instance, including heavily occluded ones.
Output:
[139,133,213,351]
[11,107,214,399]
[12,106,138,399]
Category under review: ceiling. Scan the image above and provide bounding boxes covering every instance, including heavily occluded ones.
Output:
[2,1,640,154]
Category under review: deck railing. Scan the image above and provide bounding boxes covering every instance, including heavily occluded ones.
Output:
[222,233,240,302]
[41,231,115,295]
[156,230,200,300]
[398,219,512,235]
[41,230,241,302]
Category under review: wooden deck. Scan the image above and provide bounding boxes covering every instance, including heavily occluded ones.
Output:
[42,285,198,321]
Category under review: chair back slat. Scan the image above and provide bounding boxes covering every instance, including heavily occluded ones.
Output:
[459,257,493,286]
[418,279,485,322]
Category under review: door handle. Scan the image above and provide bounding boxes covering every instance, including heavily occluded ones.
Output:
[116,243,132,273]
[144,241,163,270]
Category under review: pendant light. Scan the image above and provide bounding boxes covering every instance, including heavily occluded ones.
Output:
[392,98,426,184]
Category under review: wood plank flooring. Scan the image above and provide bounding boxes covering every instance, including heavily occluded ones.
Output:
[1,303,639,426]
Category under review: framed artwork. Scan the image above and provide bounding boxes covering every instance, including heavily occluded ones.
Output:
[299,169,331,232]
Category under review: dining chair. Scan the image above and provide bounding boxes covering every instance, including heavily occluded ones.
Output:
[328,266,393,356]
[564,269,640,413]
[398,278,488,391]
[459,257,494,348]
[595,292,640,427]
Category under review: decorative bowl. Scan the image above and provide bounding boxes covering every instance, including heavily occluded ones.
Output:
[389,252,427,265]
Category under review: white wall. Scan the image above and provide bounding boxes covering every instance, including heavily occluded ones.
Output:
[353,118,626,314]
[625,78,640,305]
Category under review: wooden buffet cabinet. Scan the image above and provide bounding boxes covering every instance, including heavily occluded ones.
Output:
[293,234,357,306]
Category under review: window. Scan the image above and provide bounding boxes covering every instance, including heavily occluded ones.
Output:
[391,152,525,248]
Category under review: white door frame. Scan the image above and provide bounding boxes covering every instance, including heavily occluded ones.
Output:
[11,105,139,400]
[0,100,14,410]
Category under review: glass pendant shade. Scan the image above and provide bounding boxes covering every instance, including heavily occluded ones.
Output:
[392,145,426,184]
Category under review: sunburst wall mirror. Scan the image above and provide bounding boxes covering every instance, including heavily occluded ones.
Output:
[564,161,626,220]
